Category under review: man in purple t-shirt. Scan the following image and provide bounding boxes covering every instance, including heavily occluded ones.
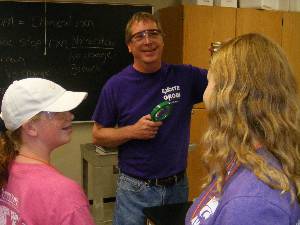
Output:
[92,12,207,225]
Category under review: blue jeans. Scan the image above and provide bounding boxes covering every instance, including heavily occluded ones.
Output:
[113,172,189,225]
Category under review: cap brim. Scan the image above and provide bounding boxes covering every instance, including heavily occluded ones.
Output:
[43,91,88,112]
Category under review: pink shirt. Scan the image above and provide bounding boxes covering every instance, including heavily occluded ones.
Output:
[0,161,95,225]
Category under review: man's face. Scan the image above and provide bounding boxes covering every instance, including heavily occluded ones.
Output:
[127,20,164,72]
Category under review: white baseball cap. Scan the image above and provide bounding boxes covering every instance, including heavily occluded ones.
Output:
[1,78,88,131]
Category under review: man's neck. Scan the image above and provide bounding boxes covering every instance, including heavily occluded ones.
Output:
[133,62,162,74]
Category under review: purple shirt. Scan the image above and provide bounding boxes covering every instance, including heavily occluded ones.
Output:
[92,63,207,178]
[185,149,300,225]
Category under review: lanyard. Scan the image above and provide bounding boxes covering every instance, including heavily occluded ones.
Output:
[191,156,240,219]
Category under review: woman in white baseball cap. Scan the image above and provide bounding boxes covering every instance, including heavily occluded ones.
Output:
[0,78,95,224]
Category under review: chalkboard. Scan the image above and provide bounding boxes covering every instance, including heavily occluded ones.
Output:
[0,1,152,121]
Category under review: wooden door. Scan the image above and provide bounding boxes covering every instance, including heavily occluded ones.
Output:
[236,8,283,45]
[159,5,183,64]
[282,12,300,102]
[188,108,209,201]
[183,5,213,68]
[211,6,236,44]
[183,6,236,69]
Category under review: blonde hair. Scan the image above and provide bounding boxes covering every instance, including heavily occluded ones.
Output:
[203,33,300,202]
[125,12,162,44]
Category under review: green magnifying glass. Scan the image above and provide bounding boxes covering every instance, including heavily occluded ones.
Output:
[150,101,173,122]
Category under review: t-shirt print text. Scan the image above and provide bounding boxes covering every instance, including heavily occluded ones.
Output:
[191,197,219,225]
[162,85,181,103]
[0,189,25,225]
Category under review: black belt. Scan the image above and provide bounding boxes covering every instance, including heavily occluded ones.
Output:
[124,171,185,187]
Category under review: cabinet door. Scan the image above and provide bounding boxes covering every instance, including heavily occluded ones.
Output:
[236,8,283,45]
[282,12,300,101]
[211,6,236,43]
[159,5,183,64]
[183,6,236,69]
[188,108,209,200]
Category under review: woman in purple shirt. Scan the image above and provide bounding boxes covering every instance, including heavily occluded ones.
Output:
[186,33,300,225]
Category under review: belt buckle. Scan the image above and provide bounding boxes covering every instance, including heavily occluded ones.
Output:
[155,178,161,186]
[174,175,178,184]
[159,176,176,186]
[146,179,152,186]
[152,174,180,186]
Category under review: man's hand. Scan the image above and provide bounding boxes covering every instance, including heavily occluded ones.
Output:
[130,114,162,140]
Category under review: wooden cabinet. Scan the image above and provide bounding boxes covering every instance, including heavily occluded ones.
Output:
[282,12,300,102]
[236,9,300,102]
[237,9,300,103]
[188,108,209,200]
[236,9,300,96]
[159,5,300,200]
[159,5,300,74]
[236,8,283,45]
[183,6,236,68]
[159,5,183,65]
[159,5,236,68]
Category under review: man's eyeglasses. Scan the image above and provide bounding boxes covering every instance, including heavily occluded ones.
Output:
[129,29,162,43]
